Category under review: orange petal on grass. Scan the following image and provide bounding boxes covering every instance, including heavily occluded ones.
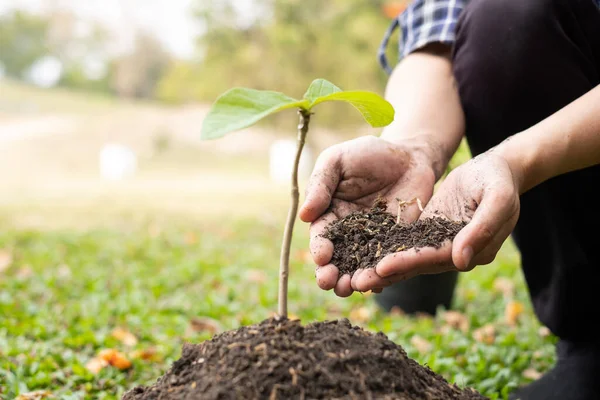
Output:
[15,390,54,400]
[493,277,515,298]
[188,317,220,335]
[522,368,542,381]
[538,326,551,337]
[111,327,138,346]
[505,300,525,326]
[410,335,433,354]
[96,348,132,370]
[443,310,470,333]
[473,324,496,345]
[85,357,109,374]
[130,347,161,362]
[349,307,371,323]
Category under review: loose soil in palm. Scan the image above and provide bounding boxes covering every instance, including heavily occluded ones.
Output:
[323,198,466,275]
[123,317,486,400]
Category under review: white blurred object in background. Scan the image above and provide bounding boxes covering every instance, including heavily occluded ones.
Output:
[269,139,314,184]
[25,56,63,88]
[99,143,137,181]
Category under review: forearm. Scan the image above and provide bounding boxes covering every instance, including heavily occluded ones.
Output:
[497,84,600,194]
[380,43,466,180]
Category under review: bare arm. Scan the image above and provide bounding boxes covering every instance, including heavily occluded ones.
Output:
[380,43,466,180]
[497,84,600,193]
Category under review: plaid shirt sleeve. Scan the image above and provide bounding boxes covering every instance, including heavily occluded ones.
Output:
[379,0,470,74]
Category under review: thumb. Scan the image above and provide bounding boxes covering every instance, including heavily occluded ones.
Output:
[451,190,515,270]
[299,148,341,222]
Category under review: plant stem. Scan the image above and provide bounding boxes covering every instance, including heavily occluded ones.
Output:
[278,109,311,318]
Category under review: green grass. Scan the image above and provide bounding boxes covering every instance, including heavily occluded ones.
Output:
[0,216,556,400]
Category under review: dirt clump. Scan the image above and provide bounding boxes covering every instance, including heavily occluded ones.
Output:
[323,198,466,275]
[123,317,486,400]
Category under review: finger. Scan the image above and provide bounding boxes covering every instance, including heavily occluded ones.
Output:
[299,148,341,223]
[315,264,339,290]
[375,244,454,278]
[467,213,518,268]
[353,268,397,292]
[452,191,517,270]
[309,213,336,266]
[371,288,383,294]
[334,274,353,297]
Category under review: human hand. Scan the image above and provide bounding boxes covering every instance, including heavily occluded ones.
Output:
[298,135,438,297]
[352,152,521,292]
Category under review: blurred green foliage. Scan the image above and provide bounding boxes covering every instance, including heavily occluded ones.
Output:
[0,10,50,78]
[156,0,399,128]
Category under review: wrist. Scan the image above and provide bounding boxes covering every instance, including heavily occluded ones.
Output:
[380,130,455,180]
[493,132,542,194]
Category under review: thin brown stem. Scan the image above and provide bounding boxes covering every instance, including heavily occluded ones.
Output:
[278,109,311,318]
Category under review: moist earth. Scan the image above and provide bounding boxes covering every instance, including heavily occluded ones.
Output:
[123,317,487,400]
[323,198,466,275]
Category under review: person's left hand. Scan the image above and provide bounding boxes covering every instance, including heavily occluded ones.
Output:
[351,151,521,292]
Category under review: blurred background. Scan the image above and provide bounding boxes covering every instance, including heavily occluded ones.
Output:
[0,0,416,229]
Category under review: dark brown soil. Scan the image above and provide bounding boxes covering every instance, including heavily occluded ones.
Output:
[123,317,487,400]
[323,198,466,275]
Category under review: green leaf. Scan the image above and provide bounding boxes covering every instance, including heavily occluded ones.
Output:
[310,90,395,127]
[303,78,394,127]
[200,87,309,140]
[302,79,342,103]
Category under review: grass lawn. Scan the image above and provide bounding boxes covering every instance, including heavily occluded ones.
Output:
[0,214,556,400]
[0,80,555,399]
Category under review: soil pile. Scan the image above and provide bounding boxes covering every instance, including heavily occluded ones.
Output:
[323,198,466,275]
[123,317,487,400]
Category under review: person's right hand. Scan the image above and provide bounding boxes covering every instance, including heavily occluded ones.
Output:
[298,135,440,297]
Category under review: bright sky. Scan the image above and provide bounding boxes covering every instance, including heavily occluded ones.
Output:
[0,0,201,58]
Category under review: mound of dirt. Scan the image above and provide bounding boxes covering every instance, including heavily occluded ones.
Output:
[123,317,486,400]
[323,198,466,275]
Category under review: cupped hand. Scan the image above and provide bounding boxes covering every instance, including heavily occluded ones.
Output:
[352,152,521,292]
[298,135,437,297]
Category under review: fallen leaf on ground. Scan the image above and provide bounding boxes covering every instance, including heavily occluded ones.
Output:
[247,269,266,283]
[349,307,371,323]
[130,347,161,362]
[0,250,13,274]
[410,335,432,354]
[95,348,132,370]
[389,306,405,317]
[522,368,542,380]
[473,324,496,344]
[538,326,551,337]
[111,327,138,346]
[493,277,515,298]
[188,317,220,335]
[16,391,54,400]
[111,352,133,370]
[443,310,470,333]
[85,357,109,374]
[505,300,525,325]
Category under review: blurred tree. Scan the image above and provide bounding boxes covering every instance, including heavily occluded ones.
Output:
[0,11,50,78]
[111,33,171,99]
[157,0,400,129]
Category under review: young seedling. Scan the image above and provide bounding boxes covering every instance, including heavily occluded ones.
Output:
[200,79,395,317]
